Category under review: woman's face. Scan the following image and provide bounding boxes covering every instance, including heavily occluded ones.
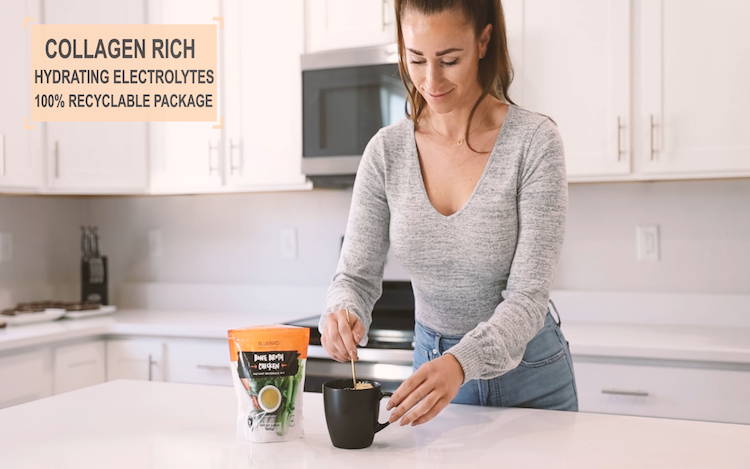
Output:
[401,7,491,114]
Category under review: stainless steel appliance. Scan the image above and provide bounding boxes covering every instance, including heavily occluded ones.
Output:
[301,43,407,188]
[285,280,415,393]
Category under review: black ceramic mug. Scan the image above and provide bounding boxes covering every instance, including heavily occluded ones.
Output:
[323,379,392,449]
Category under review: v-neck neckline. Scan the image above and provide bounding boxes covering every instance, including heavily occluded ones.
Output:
[410,103,516,220]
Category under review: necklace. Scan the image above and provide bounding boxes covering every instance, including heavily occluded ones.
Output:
[428,119,466,146]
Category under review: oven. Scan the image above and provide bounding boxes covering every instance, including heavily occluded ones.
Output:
[285,280,415,393]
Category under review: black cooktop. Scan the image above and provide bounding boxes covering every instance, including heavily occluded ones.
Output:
[285,280,415,350]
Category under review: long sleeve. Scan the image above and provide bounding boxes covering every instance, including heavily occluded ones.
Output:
[319,129,390,346]
[446,117,568,381]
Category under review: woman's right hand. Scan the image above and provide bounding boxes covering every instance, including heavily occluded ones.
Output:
[321,308,365,362]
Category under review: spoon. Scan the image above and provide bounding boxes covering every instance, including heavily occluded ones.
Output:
[346,309,357,388]
[346,310,374,390]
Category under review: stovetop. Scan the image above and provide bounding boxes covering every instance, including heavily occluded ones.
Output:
[286,280,416,350]
[285,311,415,350]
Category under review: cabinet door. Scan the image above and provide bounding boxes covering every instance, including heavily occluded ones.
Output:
[0,0,42,192]
[519,0,631,179]
[165,339,232,386]
[42,0,148,194]
[53,341,106,394]
[305,0,395,52]
[106,339,164,381]
[233,1,308,188]
[640,0,750,176]
[573,359,750,424]
[147,0,223,194]
[0,348,53,409]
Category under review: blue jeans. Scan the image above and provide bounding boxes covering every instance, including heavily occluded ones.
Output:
[413,309,579,411]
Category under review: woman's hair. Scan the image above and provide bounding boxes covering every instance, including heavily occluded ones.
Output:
[395,0,515,153]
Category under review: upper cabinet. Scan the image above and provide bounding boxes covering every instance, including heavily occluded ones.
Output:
[511,0,631,179]
[41,0,149,194]
[639,0,750,177]
[305,0,396,52]
[0,0,43,193]
[147,0,224,194]
[5,0,746,195]
[233,0,309,189]
[510,0,750,182]
[148,0,310,193]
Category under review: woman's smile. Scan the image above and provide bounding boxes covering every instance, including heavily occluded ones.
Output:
[428,88,454,99]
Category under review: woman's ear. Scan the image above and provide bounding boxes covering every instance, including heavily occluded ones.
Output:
[479,23,493,58]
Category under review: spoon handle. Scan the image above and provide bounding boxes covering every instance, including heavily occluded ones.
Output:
[346,309,356,387]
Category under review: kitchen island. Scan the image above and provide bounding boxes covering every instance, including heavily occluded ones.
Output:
[0,380,747,468]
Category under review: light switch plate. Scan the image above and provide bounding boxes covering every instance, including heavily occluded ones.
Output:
[280,228,298,260]
[0,232,13,264]
[636,225,660,262]
[148,229,163,258]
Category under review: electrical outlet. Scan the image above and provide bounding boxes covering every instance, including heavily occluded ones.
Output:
[280,228,298,260]
[148,229,163,258]
[0,232,13,263]
[636,225,660,262]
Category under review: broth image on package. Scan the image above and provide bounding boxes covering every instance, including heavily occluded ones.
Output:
[227,325,310,442]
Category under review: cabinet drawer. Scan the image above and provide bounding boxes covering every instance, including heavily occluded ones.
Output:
[573,360,750,424]
[54,341,106,394]
[0,349,53,408]
[166,339,232,386]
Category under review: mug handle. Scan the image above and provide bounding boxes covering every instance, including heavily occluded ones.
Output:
[375,391,393,433]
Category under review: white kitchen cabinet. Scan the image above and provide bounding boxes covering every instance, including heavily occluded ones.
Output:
[230,0,309,189]
[106,339,165,381]
[53,340,106,394]
[0,0,43,193]
[305,0,395,53]
[639,0,750,177]
[165,339,232,386]
[147,0,224,194]
[515,0,631,179]
[573,358,750,425]
[148,0,309,193]
[0,348,53,409]
[41,0,148,194]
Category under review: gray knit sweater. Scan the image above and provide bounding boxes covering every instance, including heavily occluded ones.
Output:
[320,103,568,382]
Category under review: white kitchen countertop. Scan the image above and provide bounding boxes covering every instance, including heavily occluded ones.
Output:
[0,379,747,469]
[1,308,750,364]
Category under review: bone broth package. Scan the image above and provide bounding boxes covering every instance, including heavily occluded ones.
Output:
[227,325,309,442]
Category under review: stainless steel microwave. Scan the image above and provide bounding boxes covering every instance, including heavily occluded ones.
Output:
[301,43,407,187]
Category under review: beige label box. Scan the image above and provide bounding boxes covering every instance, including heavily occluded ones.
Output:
[31,24,217,122]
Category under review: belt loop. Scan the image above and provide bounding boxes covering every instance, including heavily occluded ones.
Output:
[432,329,441,358]
[549,298,562,328]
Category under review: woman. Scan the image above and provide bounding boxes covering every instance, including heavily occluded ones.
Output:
[319,0,577,426]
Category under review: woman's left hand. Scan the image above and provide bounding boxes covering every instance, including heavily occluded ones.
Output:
[386,353,465,426]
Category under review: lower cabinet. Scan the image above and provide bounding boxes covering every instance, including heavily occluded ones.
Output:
[0,348,53,409]
[4,335,749,426]
[572,358,750,425]
[105,337,232,387]
[53,341,106,394]
[106,338,165,381]
[164,339,232,386]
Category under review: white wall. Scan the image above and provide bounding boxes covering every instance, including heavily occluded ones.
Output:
[558,179,750,294]
[0,196,88,308]
[1,179,747,310]
[85,178,750,307]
